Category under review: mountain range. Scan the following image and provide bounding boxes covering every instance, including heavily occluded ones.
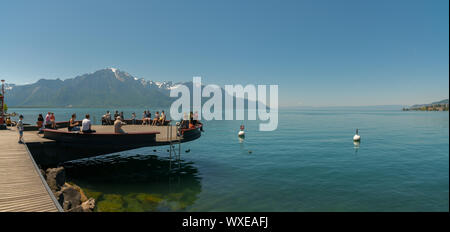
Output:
[5,68,184,107]
[5,68,263,109]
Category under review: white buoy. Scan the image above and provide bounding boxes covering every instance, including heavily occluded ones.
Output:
[353,129,361,141]
[238,125,245,138]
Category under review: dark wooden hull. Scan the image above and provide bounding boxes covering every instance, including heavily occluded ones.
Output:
[180,126,202,142]
[43,129,159,146]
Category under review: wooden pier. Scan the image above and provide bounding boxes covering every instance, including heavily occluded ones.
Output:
[23,124,182,144]
[0,124,201,211]
[0,127,62,212]
[24,124,201,166]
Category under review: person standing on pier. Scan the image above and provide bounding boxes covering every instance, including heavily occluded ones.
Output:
[152,111,160,126]
[37,114,44,133]
[50,113,56,129]
[44,112,52,129]
[103,111,112,125]
[17,115,24,144]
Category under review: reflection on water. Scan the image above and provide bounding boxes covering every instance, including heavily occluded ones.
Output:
[238,137,254,155]
[353,141,360,154]
[62,154,202,212]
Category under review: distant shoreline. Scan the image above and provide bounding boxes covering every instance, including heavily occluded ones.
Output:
[403,106,449,112]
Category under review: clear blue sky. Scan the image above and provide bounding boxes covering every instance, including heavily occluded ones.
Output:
[0,0,448,106]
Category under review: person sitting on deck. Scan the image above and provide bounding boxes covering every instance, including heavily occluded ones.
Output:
[114,116,126,134]
[147,110,152,125]
[180,112,189,129]
[50,113,56,129]
[193,111,199,124]
[189,111,196,129]
[6,117,12,126]
[81,114,96,133]
[142,110,147,125]
[193,111,204,132]
[101,115,107,125]
[159,111,166,125]
[44,112,52,129]
[68,113,80,132]
[131,112,136,125]
[152,111,160,126]
[102,111,112,125]
[114,111,119,120]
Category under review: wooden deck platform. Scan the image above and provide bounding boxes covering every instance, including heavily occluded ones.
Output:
[23,125,181,144]
[0,127,62,212]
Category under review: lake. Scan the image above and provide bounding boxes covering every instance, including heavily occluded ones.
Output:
[9,107,449,211]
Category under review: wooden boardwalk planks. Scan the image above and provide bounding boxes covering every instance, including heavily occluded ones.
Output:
[0,127,61,212]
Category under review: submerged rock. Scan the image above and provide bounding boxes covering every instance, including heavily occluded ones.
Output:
[83,188,103,201]
[134,193,164,211]
[96,194,125,212]
[135,193,163,204]
[123,195,144,212]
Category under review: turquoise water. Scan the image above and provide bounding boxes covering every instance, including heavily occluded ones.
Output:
[10,108,449,211]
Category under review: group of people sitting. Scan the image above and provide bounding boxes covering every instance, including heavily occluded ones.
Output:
[142,110,166,126]
[101,110,124,125]
[69,113,125,134]
[35,112,96,133]
[180,111,203,131]
[36,112,56,130]
[100,110,167,126]
[33,109,201,135]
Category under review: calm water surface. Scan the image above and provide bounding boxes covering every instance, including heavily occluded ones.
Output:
[10,107,449,211]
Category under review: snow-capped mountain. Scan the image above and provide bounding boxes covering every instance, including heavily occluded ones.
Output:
[4,68,179,107]
[104,67,176,90]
